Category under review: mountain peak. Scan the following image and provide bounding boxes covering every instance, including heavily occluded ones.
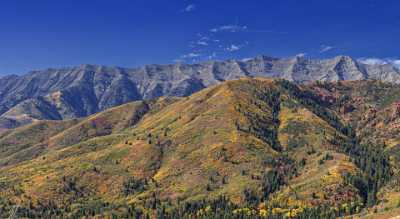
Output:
[333,55,355,62]
[252,54,280,61]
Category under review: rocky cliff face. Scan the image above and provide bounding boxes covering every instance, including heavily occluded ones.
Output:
[0,55,399,128]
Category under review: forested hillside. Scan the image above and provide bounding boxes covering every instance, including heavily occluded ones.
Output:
[0,78,399,218]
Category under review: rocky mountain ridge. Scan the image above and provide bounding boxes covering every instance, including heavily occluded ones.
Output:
[1,55,399,129]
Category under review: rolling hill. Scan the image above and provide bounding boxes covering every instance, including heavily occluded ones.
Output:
[0,78,399,218]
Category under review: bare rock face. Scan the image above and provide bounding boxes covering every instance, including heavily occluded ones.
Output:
[0,55,399,129]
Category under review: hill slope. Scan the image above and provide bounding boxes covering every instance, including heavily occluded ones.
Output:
[0,78,399,218]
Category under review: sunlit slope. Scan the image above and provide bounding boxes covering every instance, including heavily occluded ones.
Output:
[0,98,178,167]
[0,119,78,166]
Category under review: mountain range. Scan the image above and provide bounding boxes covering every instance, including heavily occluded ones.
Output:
[1,55,400,130]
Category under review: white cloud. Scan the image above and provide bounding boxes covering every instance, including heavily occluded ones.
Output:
[182,52,201,59]
[241,57,253,62]
[226,44,241,52]
[200,36,210,41]
[182,4,196,12]
[210,25,286,35]
[320,45,334,53]
[197,41,208,46]
[210,25,248,33]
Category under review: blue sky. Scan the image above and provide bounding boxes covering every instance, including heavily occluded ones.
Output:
[0,0,399,75]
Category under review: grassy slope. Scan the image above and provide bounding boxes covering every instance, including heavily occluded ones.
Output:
[0,120,78,166]
[0,97,178,206]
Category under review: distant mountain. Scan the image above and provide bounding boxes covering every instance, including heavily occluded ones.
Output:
[1,55,400,129]
[0,78,399,218]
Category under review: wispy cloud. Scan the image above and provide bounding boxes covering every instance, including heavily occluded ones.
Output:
[226,42,249,52]
[226,44,241,52]
[320,45,334,53]
[182,4,196,12]
[210,25,248,33]
[199,36,210,41]
[182,52,201,58]
[197,41,208,46]
[210,24,286,34]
